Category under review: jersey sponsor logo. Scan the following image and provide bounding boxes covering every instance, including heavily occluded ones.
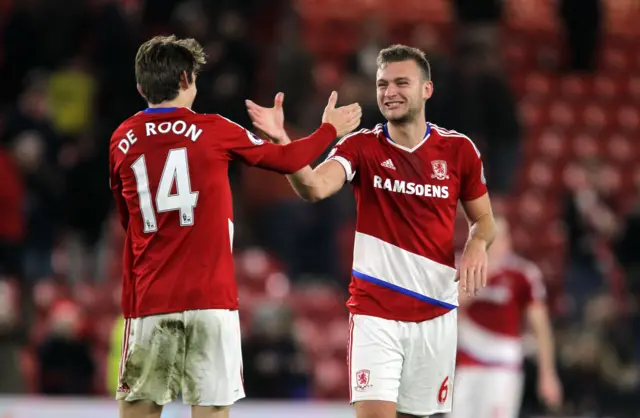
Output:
[373,175,449,199]
[380,158,396,170]
[246,130,264,145]
[354,369,371,391]
[431,160,449,180]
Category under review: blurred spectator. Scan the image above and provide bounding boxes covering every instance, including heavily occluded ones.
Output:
[562,160,621,318]
[1,72,63,283]
[12,130,60,283]
[47,57,96,138]
[559,0,602,73]
[410,26,453,127]
[36,300,95,395]
[557,293,639,415]
[445,52,521,194]
[63,133,111,283]
[451,0,522,196]
[242,303,310,398]
[0,72,60,159]
[453,0,503,60]
[478,70,522,195]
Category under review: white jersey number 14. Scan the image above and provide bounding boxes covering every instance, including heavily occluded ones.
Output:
[131,148,199,233]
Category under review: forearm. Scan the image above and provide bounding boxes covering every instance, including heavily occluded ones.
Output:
[269,131,342,202]
[285,166,320,201]
[535,323,557,376]
[529,305,558,376]
[255,123,337,174]
[467,213,496,248]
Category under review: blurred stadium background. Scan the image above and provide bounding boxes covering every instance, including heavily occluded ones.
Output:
[0,0,639,416]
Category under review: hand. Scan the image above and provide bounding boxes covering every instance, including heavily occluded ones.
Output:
[245,92,290,144]
[321,91,362,137]
[456,238,487,296]
[538,370,563,411]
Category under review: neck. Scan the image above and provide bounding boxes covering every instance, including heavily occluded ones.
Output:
[148,97,191,109]
[387,118,428,148]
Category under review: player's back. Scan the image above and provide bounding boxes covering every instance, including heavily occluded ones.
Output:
[110,107,238,318]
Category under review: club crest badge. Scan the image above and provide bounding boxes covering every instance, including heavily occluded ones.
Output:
[431,160,449,180]
[355,369,371,391]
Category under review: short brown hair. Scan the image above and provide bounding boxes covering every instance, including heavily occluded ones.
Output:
[377,44,431,81]
[135,35,206,104]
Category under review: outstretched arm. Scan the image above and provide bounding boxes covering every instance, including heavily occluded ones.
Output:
[232,91,360,175]
[244,123,339,174]
[245,92,356,201]
[276,141,347,202]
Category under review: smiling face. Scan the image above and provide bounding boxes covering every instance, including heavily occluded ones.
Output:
[376,60,432,124]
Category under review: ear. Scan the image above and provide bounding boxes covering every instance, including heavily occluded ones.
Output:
[136,83,147,100]
[179,71,191,90]
[424,80,434,101]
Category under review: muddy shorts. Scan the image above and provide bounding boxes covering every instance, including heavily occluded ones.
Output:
[116,309,244,406]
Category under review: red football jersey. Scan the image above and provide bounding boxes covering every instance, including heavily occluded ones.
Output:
[109,107,337,318]
[325,122,488,322]
[457,254,545,368]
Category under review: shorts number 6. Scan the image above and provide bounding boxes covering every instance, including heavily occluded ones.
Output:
[437,376,449,404]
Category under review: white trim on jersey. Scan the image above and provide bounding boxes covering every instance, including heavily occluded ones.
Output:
[326,128,377,182]
[352,232,458,307]
[384,124,431,153]
[335,128,367,146]
[431,124,481,157]
[457,317,523,366]
[327,155,355,182]
[385,135,430,153]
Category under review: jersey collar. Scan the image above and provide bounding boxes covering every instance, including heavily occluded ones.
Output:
[382,122,431,153]
[143,107,179,114]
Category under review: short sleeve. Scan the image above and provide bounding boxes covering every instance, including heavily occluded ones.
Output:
[522,263,546,305]
[459,137,488,201]
[324,130,362,182]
